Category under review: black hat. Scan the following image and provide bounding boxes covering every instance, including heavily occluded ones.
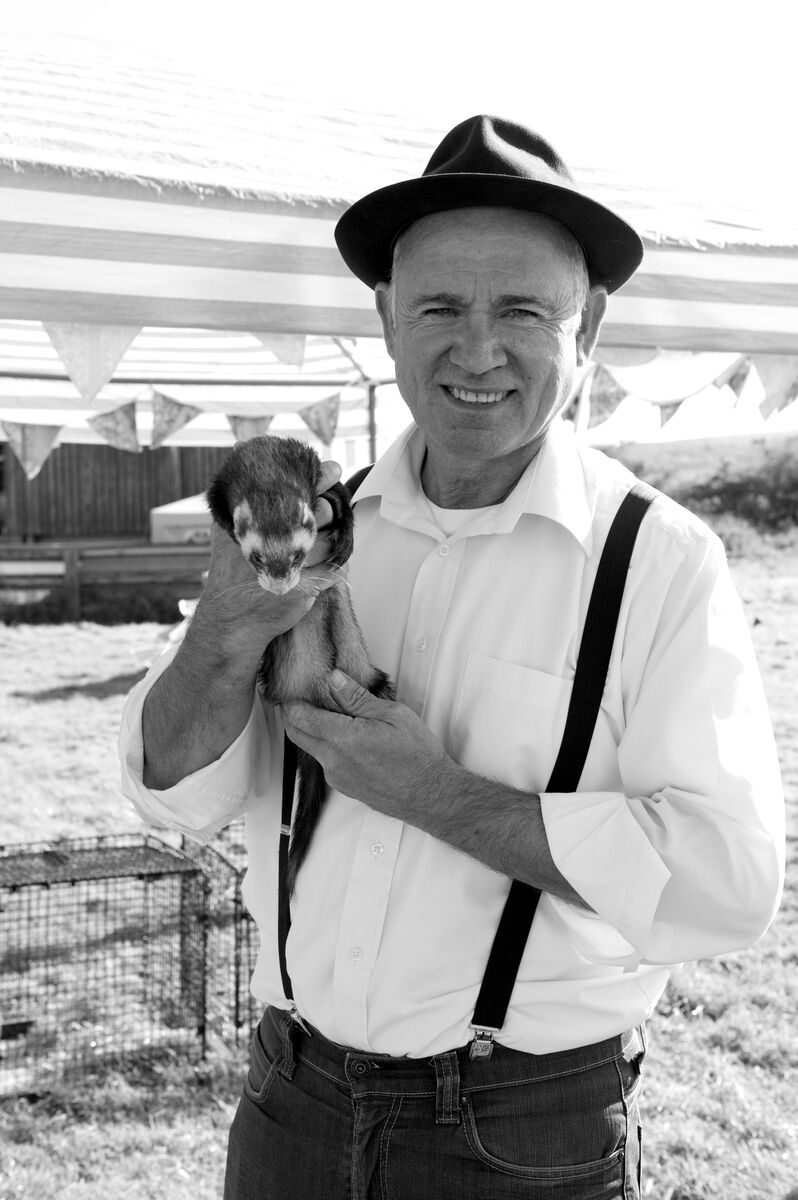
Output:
[334,114,643,294]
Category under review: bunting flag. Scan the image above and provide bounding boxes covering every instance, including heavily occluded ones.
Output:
[299,394,340,445]
[227,414,275,442]
[750,355,798,416]
[254,333,307,367]
[0,420,62,479]
[150,390,202,449]
[43,322,141,403]
[88,400,140,451]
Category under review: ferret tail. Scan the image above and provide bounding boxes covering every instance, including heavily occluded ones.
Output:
[368,668,395,702]
[286,750,327,895]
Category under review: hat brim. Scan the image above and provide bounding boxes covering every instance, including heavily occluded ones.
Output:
[335,173,643,294]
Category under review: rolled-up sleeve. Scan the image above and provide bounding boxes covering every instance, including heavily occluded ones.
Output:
[118,645,281,842]
[541,529,785,966]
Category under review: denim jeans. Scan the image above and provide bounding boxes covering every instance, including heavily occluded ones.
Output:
[224,1007,645,1199]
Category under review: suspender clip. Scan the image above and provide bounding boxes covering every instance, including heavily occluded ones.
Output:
[468,1026,499,1060]
[289,1004,313,1036]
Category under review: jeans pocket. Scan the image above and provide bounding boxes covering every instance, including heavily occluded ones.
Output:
[462,1094,625,1192]
[243,1023,279,1107]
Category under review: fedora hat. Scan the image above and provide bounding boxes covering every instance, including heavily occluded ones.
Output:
[335,114,643,294]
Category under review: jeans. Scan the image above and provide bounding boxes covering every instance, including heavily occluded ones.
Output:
[224,1007,645,1200]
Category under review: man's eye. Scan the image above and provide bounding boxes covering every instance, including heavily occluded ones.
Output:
[505,308,542,320]
[422,307,456,317]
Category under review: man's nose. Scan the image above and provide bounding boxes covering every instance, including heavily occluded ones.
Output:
[448,316,508,375]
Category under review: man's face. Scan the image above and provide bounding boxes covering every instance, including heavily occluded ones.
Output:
[375,207,604,481]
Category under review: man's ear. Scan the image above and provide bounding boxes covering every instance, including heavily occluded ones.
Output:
[374,282,397,359]
[576,288,608,366]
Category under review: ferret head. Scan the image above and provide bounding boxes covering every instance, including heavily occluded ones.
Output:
[206,435,323,594]
[232,492,317,595]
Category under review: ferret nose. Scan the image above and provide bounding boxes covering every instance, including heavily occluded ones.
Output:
[258,574,297,596]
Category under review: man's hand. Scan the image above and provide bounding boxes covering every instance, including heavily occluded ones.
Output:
[282,670,456,824]
[283,670,588,906]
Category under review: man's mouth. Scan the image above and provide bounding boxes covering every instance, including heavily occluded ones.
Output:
[445,386,512,405]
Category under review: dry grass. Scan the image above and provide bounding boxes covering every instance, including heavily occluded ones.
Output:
[1,523,797,1199]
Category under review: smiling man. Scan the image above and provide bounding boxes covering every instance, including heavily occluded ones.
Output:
[120,116,784,1199]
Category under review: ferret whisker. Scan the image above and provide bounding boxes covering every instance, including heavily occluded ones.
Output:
[210,580,257,603]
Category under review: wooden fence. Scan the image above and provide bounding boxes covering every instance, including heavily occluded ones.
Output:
[0,541,210,619]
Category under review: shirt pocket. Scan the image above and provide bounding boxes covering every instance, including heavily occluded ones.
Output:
[450,655,572,793]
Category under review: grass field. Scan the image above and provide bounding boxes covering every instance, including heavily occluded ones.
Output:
[0,524,796,1200]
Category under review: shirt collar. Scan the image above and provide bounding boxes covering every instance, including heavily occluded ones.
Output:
[353,418,594,555]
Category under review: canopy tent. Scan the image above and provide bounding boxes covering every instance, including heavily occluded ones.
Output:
[2,34,798,479]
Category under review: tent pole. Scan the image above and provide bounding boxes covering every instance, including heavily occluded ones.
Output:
[367,384,377,463]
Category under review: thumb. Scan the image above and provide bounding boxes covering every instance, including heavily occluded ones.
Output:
[328,670,385,717]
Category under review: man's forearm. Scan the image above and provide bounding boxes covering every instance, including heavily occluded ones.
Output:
[142,615,260,790]
[422,762,589,908]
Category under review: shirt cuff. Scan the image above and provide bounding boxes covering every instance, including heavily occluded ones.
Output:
[118,646,266,841]
[540,789,672,953]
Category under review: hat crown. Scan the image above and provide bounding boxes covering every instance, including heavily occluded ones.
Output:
[424,114,575,187]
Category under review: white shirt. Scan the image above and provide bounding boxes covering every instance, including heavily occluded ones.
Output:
[119,419,784,1057]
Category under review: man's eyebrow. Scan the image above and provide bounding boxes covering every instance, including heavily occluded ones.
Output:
[408,291,464,308]
[407,290,553,309]
[497,293,550,308]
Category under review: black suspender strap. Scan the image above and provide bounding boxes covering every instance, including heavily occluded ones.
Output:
[469,482,657,1055]
[277,734,297,1001]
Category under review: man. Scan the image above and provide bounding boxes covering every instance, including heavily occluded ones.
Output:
[120,116,784,1199]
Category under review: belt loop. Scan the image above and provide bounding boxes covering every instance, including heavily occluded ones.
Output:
[276,1009,297,1080]
[432,1051,461,1125]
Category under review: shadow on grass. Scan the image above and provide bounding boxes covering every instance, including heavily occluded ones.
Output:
[11,670,147,703]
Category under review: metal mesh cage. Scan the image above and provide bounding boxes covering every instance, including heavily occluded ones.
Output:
[0,834,211,1095]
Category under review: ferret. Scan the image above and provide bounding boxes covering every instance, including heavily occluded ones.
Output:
[206,435,393,891]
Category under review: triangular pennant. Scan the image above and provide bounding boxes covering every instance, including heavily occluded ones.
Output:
[88,401,140,452]
[750,355,798,417]
[227,414,275,442]
[0,421,62,480]
[254,333,307,367]
[150,391,203,449]
[299,394,340,446]
[43,322,141,403]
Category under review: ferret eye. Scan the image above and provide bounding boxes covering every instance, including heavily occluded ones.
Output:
[292,551,304,564]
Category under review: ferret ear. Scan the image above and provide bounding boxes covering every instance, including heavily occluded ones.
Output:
[206,477,236,539]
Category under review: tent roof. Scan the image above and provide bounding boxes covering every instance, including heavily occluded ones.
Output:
[1,34,797,370]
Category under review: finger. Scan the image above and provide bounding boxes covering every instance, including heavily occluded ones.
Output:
[328,670,388,717]
[312,496,334,531]
[282,702,332,751]
[317,460,342,494]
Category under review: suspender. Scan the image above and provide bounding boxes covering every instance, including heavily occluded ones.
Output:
[277,477,657,1046]
[469,481,657,1055]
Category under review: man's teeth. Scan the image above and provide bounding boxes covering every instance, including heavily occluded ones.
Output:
[449,386,507,405]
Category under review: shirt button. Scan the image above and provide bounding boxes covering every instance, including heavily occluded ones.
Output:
[371,842,384,857]
[415,638,427,653]
[438,544,450,557]
[349,946,364,962]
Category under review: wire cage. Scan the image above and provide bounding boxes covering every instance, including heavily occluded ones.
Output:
[0,833,218,1095]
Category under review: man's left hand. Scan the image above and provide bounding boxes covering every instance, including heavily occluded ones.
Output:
[282,671,456,825]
